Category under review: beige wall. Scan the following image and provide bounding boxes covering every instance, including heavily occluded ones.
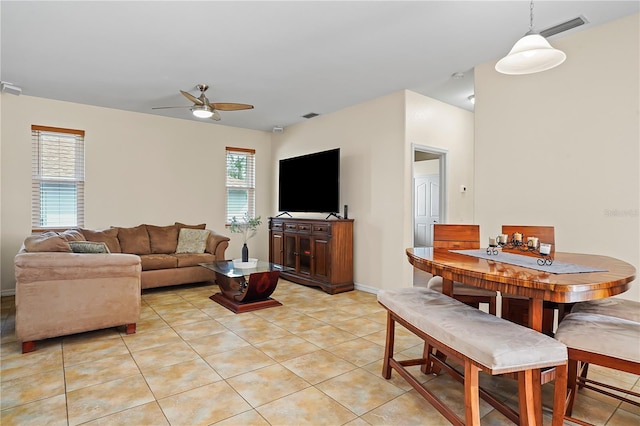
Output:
[1,95,272,294]
[405,90,475,225]
[272,90,474,292]
[474,14,639,301]
[271,91,406,292]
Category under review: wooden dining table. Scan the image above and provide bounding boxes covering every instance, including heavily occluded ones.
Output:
[406,247,637,332]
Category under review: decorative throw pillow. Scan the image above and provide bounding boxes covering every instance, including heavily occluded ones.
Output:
[175,228,210,254]
[69,241,111,253]
[146,224,179,254]
[116,225,151,255]
[175,222,206,230]
[24,232,72,252]
[80,228,122,253]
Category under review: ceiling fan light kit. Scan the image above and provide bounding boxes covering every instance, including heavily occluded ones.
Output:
[496,0,567,75]
[192,105,214,118]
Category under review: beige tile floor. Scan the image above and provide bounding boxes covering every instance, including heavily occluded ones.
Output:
[1,280,638,425]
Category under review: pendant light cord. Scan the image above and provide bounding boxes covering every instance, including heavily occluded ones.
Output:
[529,0,535,32]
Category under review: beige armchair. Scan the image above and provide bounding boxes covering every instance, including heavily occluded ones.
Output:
[15,252,141,353]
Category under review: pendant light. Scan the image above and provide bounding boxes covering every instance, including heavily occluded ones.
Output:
[495,0,566,75]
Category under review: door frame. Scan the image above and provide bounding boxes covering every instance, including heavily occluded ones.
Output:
[412,144,448,247]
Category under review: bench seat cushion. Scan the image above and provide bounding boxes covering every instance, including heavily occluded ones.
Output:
[570,299,640,323]
[554,312,640,363]
[377,287,567,374]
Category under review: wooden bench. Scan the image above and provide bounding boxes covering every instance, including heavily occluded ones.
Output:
[378,287,567,426]
[554,310,640,424]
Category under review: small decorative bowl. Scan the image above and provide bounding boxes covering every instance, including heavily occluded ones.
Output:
[232,258,258,269]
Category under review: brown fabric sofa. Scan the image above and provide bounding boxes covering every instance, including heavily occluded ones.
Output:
[17,222,230,290]
[14,223,230,352]
[80,222,231,289]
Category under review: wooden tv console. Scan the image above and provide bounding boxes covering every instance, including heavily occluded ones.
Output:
[268,217,354,294]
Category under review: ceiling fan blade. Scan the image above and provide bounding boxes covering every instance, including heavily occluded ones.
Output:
[211,111,221,121]
[180,90,204,106]
[152,106,191,110]
[210,102,254,111]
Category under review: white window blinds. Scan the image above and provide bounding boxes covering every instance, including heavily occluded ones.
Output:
[226,147,256,223]
[31,125,85,229]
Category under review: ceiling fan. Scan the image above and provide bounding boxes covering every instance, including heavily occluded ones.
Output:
[152,84,254,121]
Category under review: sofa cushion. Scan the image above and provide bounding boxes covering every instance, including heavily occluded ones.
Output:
[146,224,179,254]
[175,222,206,230]
[117,225,151,255]
[139,254,178,271]
[175,253,216,267]
[58,229,86,242]
[176,229,210,254]
[24,232,72,253]
[69,241,111,253]
[81,228,121,253]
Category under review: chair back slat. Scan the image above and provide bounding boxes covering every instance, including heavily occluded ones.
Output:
[433,224,480,250]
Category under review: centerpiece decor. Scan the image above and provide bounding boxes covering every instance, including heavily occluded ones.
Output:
[487,232,553,265]
[229,213,262,263]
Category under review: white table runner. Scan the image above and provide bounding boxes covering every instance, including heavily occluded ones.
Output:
[451,249,608,274]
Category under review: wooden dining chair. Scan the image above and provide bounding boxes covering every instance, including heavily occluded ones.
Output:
[426,224,497,315]
[500,225,559,333]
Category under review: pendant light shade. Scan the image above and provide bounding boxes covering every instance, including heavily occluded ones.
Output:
[495,32,566,75]
[495,0,567,75]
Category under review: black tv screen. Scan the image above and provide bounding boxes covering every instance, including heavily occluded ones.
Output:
[278,148,340,213]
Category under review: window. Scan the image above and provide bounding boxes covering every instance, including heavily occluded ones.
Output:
[226,147,255,223]
[31,125,85,229]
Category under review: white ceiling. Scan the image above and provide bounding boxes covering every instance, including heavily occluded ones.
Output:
[2,1,638,132]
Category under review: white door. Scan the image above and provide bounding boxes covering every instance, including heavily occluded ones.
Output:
[414,174,440,247]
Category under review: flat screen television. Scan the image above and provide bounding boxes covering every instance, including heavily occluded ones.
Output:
[278,148,340,214]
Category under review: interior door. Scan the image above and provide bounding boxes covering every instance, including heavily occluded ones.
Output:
[414,174,440,247]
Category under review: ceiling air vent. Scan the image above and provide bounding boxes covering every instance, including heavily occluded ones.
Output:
[540,16,588,38]
[302,112,319,119]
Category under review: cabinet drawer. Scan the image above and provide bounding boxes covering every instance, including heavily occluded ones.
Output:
[271,222,284,231]
[313,223,331,235]
[283,223,311,234]
[297,223,311,233]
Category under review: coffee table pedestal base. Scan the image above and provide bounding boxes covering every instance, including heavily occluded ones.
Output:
[210,293,282,314]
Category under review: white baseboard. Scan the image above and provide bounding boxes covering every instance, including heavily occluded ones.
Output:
[353,282,379,295]
[1,289,16,297]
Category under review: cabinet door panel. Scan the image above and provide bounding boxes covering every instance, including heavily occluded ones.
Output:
[271,232,284,265]
[284,235,297,270]
[313,238,330,281]
[299,236,312,275]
